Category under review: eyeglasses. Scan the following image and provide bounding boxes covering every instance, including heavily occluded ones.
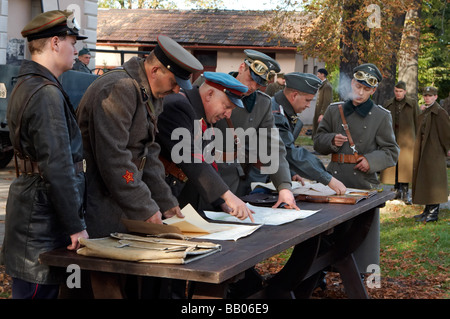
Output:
[245,59,276,82]
[353,71,378,87]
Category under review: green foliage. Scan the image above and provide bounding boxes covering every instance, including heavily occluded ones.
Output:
[418,0,450,100]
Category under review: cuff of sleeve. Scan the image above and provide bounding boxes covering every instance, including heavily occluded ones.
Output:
[277,182,292,192]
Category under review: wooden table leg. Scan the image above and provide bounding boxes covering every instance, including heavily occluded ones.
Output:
[90,271,125,299]
[190,282,229,299]
[333,253,369,299]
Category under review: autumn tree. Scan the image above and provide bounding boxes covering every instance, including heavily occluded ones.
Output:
[263,0,417,102]
[98,0,177,9]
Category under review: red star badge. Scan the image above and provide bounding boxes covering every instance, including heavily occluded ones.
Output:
[122,170,134,184]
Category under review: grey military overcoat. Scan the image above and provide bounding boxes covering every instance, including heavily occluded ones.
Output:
[76,57,178,238]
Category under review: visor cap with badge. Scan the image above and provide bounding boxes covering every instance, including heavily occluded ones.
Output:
[284,72,322,95]
[21,10,87,41]
[353,63,382,88]
[423,86,438,96]
[244,49,281,87]
[153,35,203,90]
[202,72,248,108]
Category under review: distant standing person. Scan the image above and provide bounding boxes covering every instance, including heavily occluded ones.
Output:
[265,73,285,96]
[72,47,92,73]
[312,68,333,138]
[412,86,450,223]
[380,81,419,204]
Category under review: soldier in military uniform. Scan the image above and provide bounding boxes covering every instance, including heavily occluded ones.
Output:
[157,72,254,222]
[213,50,298,210]
[412,86,450,223]
[380,81,419,204]
[312,68,333,138]
[2,10,89,299]
[314,63,399,272]
[265,73,285,96]
[76,35,203,239]
[72,47,92,73]
[271,72,346,194]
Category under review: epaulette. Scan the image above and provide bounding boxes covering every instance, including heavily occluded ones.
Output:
[329,102,345,107]
[376,104,391,113]
[256,90,271,100]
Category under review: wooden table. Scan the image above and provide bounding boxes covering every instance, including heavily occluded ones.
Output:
[39,190,394,299]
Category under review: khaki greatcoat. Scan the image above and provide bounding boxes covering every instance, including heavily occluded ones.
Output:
[411,102,450,205]
[380,96,419,184]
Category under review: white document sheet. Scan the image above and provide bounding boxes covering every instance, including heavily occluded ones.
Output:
[204,203,320,226]
[164,204,261,241]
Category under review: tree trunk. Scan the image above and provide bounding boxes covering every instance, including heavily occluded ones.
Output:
[372,13,406,105]
[338,0,370,101]
[398,0,422,101]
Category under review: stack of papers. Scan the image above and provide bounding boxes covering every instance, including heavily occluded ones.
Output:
[204,203,320,226]
[164,204,261,241]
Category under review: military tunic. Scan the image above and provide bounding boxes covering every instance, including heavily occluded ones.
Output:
[314,99,399,189]
[76,57,178,238]
[157,88,229,209]
[214,88,292,197]
[380,96,419,184]
[271,91,332,185]
[412,102,450,205]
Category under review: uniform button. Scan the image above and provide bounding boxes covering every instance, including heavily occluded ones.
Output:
[334,171,338,174]
[354,172,357,175]
[359,140,363,143]
[369,112,372,115]
[363,126,367,129]
[249,118,253,122]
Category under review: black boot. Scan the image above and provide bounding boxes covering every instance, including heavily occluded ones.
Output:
[414,206,430,222]
[392,183,401,199]
[400,184,412,205]
[425,204,440,223]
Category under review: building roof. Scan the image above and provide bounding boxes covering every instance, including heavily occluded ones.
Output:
[97,9,303,49]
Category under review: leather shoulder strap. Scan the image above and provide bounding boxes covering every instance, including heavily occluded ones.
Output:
[338,104,358,155]
[10,76,58,157]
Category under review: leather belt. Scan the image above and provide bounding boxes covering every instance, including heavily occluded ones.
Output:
[159,155,188,183]
[18,157,86,176]
[331,153,361,164]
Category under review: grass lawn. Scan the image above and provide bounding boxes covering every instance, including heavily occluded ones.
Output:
[256,168,450,299]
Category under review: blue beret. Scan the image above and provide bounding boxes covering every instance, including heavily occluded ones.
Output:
[284,72,322,95]
[203,72,248,108]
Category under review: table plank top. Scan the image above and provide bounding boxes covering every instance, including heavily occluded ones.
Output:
[39,190,394,284]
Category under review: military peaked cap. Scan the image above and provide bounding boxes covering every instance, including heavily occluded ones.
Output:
[284,72,322,95]
[203,72,248,108]
[153,35,203,90]
[353,63,382,88]
[244,49,281,87]
[21,10,87,41]
[423,86,438,96]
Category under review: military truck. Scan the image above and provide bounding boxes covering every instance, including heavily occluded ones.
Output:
[0,0,98,168]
